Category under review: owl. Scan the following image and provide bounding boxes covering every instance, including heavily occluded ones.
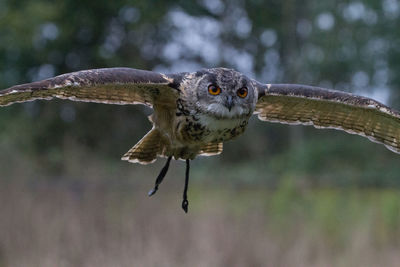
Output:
[1,67,400,212]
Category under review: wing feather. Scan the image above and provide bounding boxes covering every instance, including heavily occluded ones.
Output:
[0,68,179,108]
[255,83,400,154]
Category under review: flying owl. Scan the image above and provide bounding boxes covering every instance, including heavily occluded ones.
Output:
[1,67,400,212]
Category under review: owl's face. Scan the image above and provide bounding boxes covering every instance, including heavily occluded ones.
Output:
[194,68,257,119]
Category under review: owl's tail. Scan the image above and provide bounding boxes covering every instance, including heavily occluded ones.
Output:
[121,128,166,164]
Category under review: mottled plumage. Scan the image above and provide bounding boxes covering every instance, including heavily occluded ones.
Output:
[1,67,400,212]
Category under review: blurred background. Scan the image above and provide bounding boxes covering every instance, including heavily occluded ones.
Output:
[1,0,400,266]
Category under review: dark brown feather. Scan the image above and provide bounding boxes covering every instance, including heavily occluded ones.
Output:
[255,83,400,154]
[0,68,179,108]
[199,142,223,156]
[121,128,168,164]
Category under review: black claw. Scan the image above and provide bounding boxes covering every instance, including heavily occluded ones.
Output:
[148,156,172,197]
[182,199,189,213]
[148,187,157,196]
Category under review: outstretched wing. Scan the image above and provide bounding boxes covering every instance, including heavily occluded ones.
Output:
[255,83,400,154]
[0,68,179,108]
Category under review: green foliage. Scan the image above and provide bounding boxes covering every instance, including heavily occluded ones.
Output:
[0,0,400,185]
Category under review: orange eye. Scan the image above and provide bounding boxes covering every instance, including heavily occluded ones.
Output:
[208,84,221,95]
[237,87,248,98]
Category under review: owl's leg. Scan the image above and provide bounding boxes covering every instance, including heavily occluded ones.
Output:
[181,159,190,213]
[148,156,172,196]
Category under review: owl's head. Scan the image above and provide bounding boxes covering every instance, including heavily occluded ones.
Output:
[191,68,258,119]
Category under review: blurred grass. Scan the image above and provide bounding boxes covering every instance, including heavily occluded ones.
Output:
[0,176,400,266]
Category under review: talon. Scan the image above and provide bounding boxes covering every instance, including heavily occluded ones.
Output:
[148,187,157,196]
[182,199,189,213]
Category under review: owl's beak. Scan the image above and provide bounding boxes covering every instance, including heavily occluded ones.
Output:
[224,96,234,111]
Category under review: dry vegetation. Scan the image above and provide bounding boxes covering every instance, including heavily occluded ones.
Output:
[0,177,400,267]
[0,140,399,266]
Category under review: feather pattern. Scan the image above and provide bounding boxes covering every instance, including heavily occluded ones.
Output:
[199,142,223,156]
[0,68,179,108]
[255,83,400,154]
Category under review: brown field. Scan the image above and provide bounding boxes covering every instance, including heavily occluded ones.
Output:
[0,141,399,266]
[0,176,400,267]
